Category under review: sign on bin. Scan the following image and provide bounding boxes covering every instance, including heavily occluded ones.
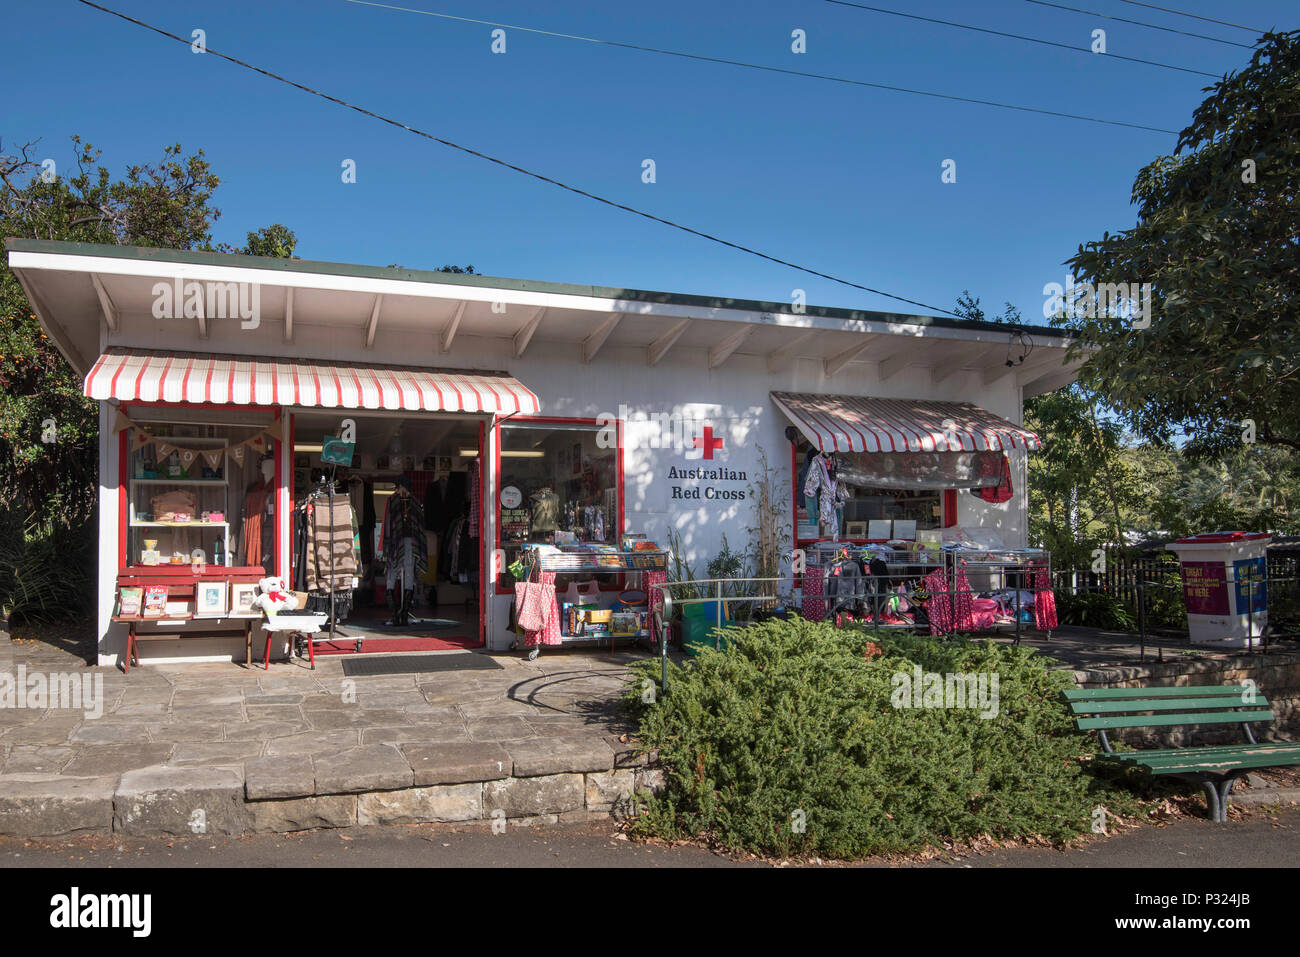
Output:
[1181,562,1228,616]
[1166,532,1270,646]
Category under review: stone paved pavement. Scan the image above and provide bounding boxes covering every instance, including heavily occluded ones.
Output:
[0,635,645,777]
[0,628,665,835]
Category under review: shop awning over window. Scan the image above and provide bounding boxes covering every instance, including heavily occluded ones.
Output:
[771,391,1041,453]
[84,348,540,414]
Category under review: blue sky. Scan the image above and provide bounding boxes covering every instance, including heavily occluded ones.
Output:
[4,0,1293,320]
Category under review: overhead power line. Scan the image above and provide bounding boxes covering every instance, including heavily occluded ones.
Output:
[1024,0,1255,49]
[825,0,1221,78]
[345,0,1176,134]
[1114,0,1268,35]
[73,0,965,317]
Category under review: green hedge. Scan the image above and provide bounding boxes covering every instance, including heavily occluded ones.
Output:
[624,620,1139,858]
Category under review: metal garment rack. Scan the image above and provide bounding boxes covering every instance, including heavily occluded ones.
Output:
[941,546,1054,643]
[802,540,1054,641]
[515,546,667,659]
[805,540,943,627]
[299,469,357,652]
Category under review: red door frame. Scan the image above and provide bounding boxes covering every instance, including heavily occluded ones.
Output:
[478,418,486,648]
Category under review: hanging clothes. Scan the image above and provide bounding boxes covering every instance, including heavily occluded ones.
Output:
[380,489,428,591]
[801,567,827,622]
[1030,562,1058,629]
[360,480,376,564]
[303,492,359,593]
[241,477,274,568]
[530,488,559,534]
[802,455,850,535]
[798,450,818,517]
[923,567,976,636]
[468,459,481,538]
[978,455,1014,504]
[424,478,445,532]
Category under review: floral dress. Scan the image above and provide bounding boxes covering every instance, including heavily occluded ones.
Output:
[802,455,850,534]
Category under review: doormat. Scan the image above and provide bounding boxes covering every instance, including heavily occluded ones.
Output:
[313,635,480,655]
[337,617,465,636]
[341,653,504,676]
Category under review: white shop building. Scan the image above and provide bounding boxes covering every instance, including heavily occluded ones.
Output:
[7,239,1079,666]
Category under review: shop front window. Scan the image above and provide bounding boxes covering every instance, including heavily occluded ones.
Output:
[496,420,620,590]
[125,415,277,570]
[795,444,949,541]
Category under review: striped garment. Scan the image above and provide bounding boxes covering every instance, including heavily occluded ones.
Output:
[306,498,358,592]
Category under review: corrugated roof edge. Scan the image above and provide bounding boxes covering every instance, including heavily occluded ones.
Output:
[4,237,1076,339]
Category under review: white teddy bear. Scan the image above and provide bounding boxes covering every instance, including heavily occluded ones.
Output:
[251,576,300,615]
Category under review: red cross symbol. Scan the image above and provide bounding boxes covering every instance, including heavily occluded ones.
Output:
[692,425,724,459]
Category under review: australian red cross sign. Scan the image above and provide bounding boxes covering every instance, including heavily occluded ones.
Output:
[671,425,746,500]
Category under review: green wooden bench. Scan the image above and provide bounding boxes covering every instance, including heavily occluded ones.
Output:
[1064,685,1300,822]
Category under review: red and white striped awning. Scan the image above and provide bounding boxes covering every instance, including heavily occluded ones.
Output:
[85,349,540,414]
[771,391,1041,453]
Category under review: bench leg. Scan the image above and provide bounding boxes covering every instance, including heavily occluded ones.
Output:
[1216,775,1240,823]
[1196,774,1243,823]
[1200,779,1221,823]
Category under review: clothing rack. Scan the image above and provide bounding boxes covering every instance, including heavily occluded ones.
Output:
[805,540,943,628]
[940,546,1054,643]
[303,469,358,651]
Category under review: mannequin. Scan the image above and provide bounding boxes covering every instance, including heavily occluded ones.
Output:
[242,455,276,568]
[380,480,428,626]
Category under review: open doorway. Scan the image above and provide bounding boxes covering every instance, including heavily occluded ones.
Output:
[288,410,484,653]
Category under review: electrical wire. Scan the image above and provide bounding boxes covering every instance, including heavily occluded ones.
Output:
[73,0,963,316]
[1114,0,1268,35]
[1023,0,1255,49]
[344,0,1177,134]
[825,0,1221,78]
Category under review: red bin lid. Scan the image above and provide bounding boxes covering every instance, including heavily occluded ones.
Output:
[1173,531,1271,544]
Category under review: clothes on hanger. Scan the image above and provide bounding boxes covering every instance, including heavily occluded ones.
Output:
[530,487,559,534]
[380,488,427,592]
[802,454,849,536]
[976,454,1014,504]
[468,459,481,538]
[304,491,358,592]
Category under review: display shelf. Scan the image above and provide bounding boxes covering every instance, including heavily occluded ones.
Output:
[524,548,668,574]
[130,520,230,527]
[129,478,229,486]
[128,476,232,568]
[515,544,665,651]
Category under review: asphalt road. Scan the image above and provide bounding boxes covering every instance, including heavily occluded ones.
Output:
[2,806,1297,868]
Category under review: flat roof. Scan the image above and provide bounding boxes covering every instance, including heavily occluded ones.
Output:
[3,238,1074,340]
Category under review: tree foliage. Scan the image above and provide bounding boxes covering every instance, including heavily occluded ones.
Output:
[0,136,292,620]
[1060,30,1300,459]
[0,137,296,522]
[1024,386,1140,566]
